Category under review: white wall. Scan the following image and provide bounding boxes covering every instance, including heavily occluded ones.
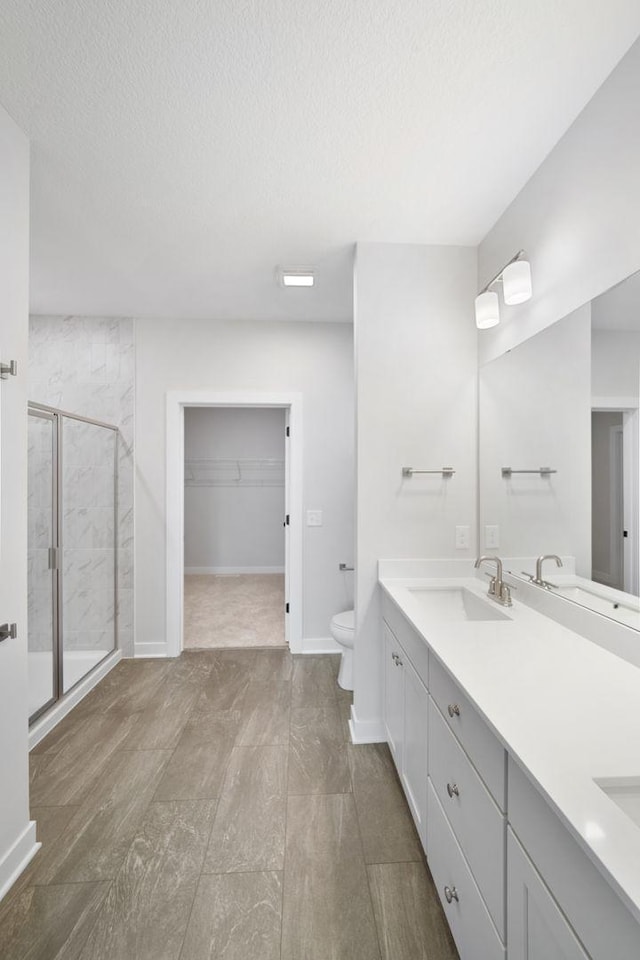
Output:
[353,242,477,739]
[135,319,354,650]
[592,330,640,399]
[479,36,640,364]
[0,105,35,898]
[184,407,285,571]
[478,307,592,574]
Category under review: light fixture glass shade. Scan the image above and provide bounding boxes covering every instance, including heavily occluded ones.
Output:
[502,259,532,305]
[475,290,500,329]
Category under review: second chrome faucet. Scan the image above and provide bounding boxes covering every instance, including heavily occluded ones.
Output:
[522,554,563,590]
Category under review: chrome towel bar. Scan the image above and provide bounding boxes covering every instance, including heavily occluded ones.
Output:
[402,467,455,478]
[501,467,557,478]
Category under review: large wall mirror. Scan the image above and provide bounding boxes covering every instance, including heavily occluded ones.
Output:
[479,268,640,629]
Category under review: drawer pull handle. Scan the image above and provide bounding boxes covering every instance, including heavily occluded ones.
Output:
[447,703,461,718]
[444,885,459,904]
[446,782,460,798]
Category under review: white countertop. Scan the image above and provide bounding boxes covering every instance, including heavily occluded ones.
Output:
[379,567,640,924]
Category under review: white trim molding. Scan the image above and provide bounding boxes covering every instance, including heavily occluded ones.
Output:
[348,704,386,744]
[166,391,304,657]
[301,636,341,654]
[0,821,39,903]
[133,642,171,659]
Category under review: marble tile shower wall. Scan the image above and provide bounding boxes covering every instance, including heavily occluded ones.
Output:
[29,316,135,656]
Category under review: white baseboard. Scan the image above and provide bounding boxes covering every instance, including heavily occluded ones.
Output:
[29,650,122,751]
[301,636,341,654]
[348,704,386,744]
[184,566,285,575]
[0,821,40,903]
[134,641,173,659]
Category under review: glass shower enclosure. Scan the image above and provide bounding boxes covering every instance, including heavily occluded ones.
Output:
[28,403,118,723]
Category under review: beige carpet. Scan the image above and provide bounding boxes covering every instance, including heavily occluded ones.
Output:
[184,573,286,649]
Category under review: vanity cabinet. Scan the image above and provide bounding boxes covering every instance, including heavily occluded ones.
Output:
[429,699,506,938]
[382,599,507,955]
[380,585,640,960]
[507,829,589,960]
[428,781,506,960]
[382,619,429,845]
[383,624,405,769]
[401,653,429,844]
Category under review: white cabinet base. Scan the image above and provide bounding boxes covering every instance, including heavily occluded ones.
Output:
[508,829,589,960]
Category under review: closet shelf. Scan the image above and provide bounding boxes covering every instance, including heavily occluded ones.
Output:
[184,458,285,488]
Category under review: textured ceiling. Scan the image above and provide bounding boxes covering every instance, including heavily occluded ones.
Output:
[0,1,639,321]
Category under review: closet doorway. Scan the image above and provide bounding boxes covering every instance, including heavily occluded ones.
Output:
[183,407,286,649]
[166,391,303,656]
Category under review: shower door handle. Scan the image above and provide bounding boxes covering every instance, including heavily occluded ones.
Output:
[0,623,17,642]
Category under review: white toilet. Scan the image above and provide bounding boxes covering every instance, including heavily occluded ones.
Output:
[330,609,355,690]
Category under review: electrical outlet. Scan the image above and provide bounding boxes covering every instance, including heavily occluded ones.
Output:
[306,509,323,527]
[455,525,470,549]
[485,525,500,549]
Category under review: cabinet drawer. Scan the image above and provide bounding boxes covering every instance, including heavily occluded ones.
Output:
[429,655,506,810]
[381,593,429,688]
[427,782,505,960]
[429,698,505,939]
[509,757,640,960]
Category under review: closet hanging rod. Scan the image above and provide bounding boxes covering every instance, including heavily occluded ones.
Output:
[501,466,557,478]
[402,467,455,478]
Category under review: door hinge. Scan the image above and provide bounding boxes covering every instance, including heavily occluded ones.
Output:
[285,602,290,614]
[0,360,17,380]
[285,514,290,526]
[624,530,629,538]
[0,622,17,642]
[48,546,59,570]
[286,426,290,437]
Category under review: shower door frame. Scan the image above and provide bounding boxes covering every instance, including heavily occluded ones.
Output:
[28,402,119,724]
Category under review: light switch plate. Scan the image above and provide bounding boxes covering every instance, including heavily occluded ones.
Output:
[485,525,500,549]
[455,525,470,549]
[306,509,323,527]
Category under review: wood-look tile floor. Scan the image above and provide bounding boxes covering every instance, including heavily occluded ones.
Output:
[2,650,459,960]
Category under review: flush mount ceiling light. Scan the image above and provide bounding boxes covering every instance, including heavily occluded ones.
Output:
[475,251,532,329]
[278,266,315,288]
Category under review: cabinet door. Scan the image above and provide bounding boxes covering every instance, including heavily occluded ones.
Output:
[508,829,589,960]
[383,623,404,771]
[402,658,429,846]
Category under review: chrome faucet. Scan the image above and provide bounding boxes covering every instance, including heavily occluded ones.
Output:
[474,555,512,606]
[522,554,563,589]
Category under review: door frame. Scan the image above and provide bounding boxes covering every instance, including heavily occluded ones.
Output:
[166,390,303,656]
[592,397,640,596]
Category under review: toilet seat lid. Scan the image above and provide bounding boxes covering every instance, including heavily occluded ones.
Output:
[332,610,354,632]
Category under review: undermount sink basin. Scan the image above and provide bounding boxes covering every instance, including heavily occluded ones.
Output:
[596,778,640,830]
[407,587,512,623]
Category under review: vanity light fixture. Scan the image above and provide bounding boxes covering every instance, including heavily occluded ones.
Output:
[475,250,532,329]
[278,266,315,288]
